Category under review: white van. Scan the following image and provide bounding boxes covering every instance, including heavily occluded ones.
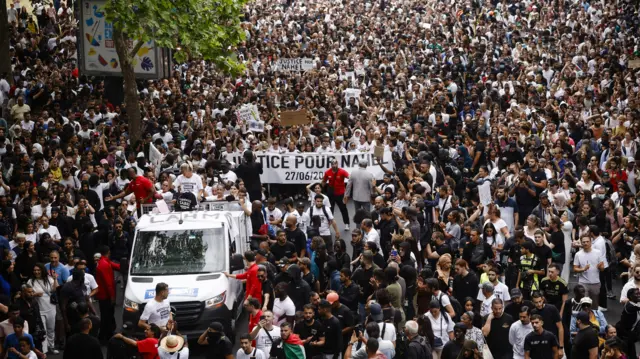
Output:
[122,204,251,338]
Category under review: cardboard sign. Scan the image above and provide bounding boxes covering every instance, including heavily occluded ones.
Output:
[280,110,309,126]
[630,59,640,69]
[274,58,314,72]
[374,146,385,158]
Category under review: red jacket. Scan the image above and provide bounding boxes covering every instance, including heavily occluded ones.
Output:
[95,256,121,301]
[235,263,262,304]
[323,168,349,196]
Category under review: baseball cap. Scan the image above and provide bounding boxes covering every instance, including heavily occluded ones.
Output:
[209,321,225,332]
[327,292,339,304]
[576,311,590,324]
[256,249,268,257]
[510,288,523,298]
[369,303,383,321]
[579,297,593,306]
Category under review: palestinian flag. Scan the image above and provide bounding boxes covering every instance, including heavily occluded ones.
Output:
[283,333,306,359]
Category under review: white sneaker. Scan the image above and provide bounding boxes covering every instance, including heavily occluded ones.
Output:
[598,306,608,312]
[344,224,350,231]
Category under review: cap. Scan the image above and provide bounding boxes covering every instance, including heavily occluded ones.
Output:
[454,322,467,331]
[510,288,523,298]
[369,303,383,321]
[327,292,339,304]
[136,152,145,158]
[319,299,332,309]
[208,321,225,332]
[576,311,590,324]
[256,249,267,257]
[579,297,593,306]
[100,159,108,165]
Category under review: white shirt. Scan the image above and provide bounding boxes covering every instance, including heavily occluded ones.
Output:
[305,205,334,236]
[425,311,454,348]
[158,347,189,359]
[255,326,281,357]
[236,347,266,359]
[140,299,172,328]
[363,322,396,343]
[477,281,511,303]
[621,280,639,303]
[174,173,204,199]
[509,320,534,359]
[591,236,610,268]
[272,297,295,325]
[38,226,61,242]
[31,204,51,221]
[364,228,380,249]
[479,294,496,317]
[65,272,98,296]
[574,248,604,284]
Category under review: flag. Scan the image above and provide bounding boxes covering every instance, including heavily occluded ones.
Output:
[283,334,306,359]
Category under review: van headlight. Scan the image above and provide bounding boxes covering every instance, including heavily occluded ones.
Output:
[124,297,140,312]
[205,291,226,308]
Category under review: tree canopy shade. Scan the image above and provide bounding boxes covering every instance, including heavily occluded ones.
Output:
[104,0,247,145]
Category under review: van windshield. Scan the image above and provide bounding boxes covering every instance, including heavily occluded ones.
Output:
[131,228,225,275]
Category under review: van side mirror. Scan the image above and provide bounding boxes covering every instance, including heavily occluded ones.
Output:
[230,254,244,272]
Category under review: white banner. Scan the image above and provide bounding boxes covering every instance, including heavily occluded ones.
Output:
[345,88,361,103]
[228,150,395,184]
[149,143,163,178]
[274,58,314,72]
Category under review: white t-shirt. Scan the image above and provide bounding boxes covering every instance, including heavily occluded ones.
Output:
[363,322,396,343]
[574,249,604,284]
[158,347,189,359]
[265,208,283,226]
[174,174,204,199]
[255,326,281,357]
[65,272,98,296]
[30,277,56,313]
[425,311,454,348]
[305,205,334,236]
[480,294,496,317]
[140,299,172,327]
[272,297,296,325]
[236,347,267,359]
[477,281,511,303]
[364,228,381,249]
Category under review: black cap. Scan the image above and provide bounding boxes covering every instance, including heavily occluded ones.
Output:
[209,321,224,332]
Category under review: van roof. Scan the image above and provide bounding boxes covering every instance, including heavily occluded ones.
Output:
[136,211,242,231]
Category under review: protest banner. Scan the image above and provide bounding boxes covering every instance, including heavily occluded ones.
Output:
[247,119,265,132]
[274,58,314,72]
[236,104,264,132]
[149,143,163,177]
[280,110,309,126]
[629,59,640,69]
[226,150,394,184]
[344,88,361,103]
[373,146,384,158]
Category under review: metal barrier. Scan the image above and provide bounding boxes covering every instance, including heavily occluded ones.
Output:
[140,200,236,215]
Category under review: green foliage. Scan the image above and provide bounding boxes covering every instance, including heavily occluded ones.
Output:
[104,0,246,75]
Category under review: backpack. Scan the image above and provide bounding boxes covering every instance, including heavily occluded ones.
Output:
[605,238,617,266]
[309,204,331,228]
[393,331,408,359]
[437,292,463,322]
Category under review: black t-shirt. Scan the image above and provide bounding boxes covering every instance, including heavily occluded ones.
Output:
[174,192,197,211]
[321,315,343,354]
[64,333,103,359]
[441,339,463,359]
[524,329,559,359]
[332,304,354,346]
[462,241,494,271]
[206,336,234,359]
[261,280,274,311]
[549,231,565,263]
[428,243,452,269]
[338,281,360,312]
[452,271,479,305]
[571,326,599,359]
[302,271,317,292]
[527,168,547,196]
[270,241,297,261]
[505,300,534,321]
[539,278,569,310]
[533,245,552,270]
[294,319,325,358]
[531,305,561,338]
[352,266,375,303]
[474,140,487,167]
[483,313,514,358]
[286,228,307,256]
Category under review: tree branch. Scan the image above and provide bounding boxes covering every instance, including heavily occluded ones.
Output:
[129,40,146,60]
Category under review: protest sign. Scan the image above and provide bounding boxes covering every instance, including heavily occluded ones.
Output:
[149,143,163,177]
[630,59,640,69]
[373,146,384,158]
[274,58,314,72]
[225,150,394,184]
[280,110,309,126]
[236,104,260,125]
[247,119,265,132]
[344,88,361,103]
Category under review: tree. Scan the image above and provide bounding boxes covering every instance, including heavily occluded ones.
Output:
[105,0,246,145]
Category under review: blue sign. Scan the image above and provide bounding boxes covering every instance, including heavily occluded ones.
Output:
[144,287,199,299]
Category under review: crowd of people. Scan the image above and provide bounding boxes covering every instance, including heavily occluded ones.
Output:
[4,0,640,357]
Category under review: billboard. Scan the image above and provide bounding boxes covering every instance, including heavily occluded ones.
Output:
[77,0,170,79]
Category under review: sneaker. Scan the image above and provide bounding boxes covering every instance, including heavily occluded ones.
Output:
[49,349,60,355]
[607,292,617,300]
[598,306,608,312]
[344,224,350,231]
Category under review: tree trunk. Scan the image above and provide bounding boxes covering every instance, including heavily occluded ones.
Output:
[0,4,11,78]
[113,28,142,147]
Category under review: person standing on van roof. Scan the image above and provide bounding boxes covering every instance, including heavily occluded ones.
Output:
[106,167,156,217]
[225,251,262,304]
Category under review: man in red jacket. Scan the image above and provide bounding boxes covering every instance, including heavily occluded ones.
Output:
[95,245,121,340]
[322,159,350,232]
[224,251,262,304]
